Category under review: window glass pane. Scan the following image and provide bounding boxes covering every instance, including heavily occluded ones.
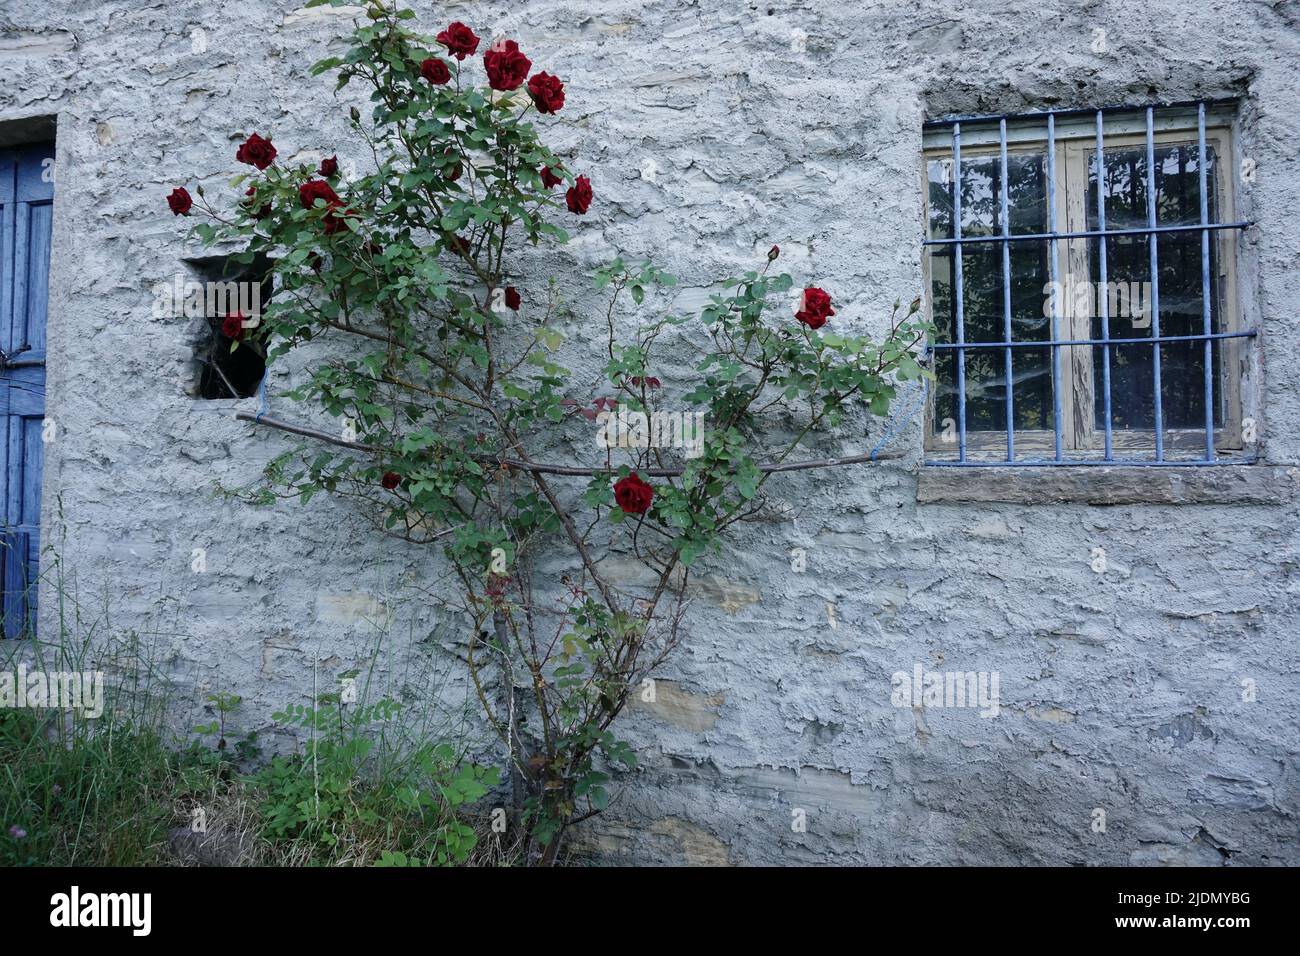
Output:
[1086,142,1223,433]
[928,153,1053,437]
[932,346,1054,441]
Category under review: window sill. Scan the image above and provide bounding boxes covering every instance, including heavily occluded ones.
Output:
[916,463,1300,505]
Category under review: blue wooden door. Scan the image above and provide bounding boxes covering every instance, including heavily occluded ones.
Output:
[0,145,53,638]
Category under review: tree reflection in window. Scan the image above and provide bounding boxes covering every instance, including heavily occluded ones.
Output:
[1087,143,1223,431]
[927,152,1053,435]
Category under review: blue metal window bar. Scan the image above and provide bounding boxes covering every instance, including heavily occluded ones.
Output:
[922,100,1256,467]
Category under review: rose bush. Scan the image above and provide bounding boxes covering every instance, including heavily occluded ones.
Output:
[175,0,929,865]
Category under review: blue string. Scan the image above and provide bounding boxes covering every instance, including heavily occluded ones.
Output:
[869,358,931,461]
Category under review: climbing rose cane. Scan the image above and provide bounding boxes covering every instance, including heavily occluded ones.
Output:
[177,4,932,867]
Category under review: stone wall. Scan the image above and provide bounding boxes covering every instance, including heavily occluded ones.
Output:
[2,0,1297,864]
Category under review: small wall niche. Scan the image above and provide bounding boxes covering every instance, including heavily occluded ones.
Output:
[181,254,272,400]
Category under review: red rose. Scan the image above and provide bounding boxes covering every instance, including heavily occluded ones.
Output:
[526,72,565,114]
[319,155,339,177]
[299,179,340,208]
[504,286,521,310]
[299,180,350,234]
[221,312,246,340]
[614,473,654,515]
[381,471,401,490]
[795,287,835,329]
[540,165,563,189]
[768,244,780,262]
[420,57,450,85]
[565,174,592,215]
[244,187,271,220]
[235,132,277,170]
[483,39,531,91]
[167,187,192,216]
[437,21,480,60]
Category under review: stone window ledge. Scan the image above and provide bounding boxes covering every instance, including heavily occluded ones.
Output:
[916,464,1300,506]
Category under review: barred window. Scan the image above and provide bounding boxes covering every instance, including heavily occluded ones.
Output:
[921,101,1253,466]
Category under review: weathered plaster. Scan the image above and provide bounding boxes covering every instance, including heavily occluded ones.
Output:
[2,0,1297,865]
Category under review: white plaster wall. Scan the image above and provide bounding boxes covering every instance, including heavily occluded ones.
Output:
[1,0,1297,864]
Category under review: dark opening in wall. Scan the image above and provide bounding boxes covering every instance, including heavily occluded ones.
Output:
[186,255,272,399]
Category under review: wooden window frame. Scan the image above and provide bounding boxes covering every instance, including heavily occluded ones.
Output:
[920,106,1245,461]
